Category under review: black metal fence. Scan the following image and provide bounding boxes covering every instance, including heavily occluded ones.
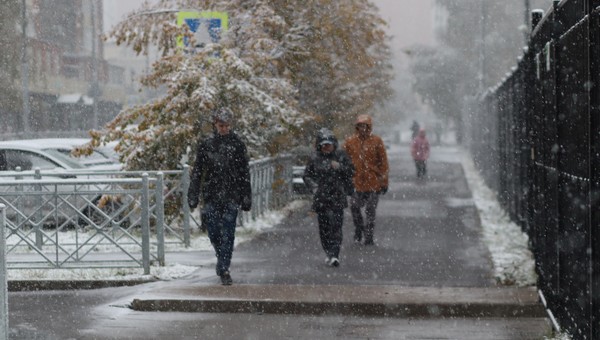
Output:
[471,1,600,338]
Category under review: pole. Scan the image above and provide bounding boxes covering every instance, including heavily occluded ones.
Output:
[0,204,8,340]
[155,172,165,266]
[21,0,30,134]
[141,174,150,275]
[524,0,531,43]
[479,1,487,92]
[90,2,99,130]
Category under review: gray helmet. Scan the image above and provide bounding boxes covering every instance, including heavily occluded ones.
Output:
[211,107,234,123]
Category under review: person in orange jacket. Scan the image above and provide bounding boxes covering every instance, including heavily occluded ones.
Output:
[343,114,389,245]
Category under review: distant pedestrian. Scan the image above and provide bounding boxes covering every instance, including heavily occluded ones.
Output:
[411,128,430,179]
[410,120,420,140]
[434,121,443,145]
[304,128,354,267]
[344,114,389,245]
[188,107,252,285]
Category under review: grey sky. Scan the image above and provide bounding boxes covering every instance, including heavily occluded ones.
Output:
[103,0,148,33]
[372,0,436,49]
[103,0,437,48]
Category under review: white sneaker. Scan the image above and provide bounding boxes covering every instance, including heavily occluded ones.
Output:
[329,257,340,267]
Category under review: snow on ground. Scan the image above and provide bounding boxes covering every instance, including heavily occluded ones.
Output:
[7,200,307,281]
[460,149,538,287]
[7,146,539,289]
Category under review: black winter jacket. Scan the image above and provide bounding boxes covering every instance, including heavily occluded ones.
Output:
[303,148,354,212]
[188,132,252,210]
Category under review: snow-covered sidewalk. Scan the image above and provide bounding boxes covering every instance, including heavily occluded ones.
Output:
[8,147,538,289]
[460,150,537,287]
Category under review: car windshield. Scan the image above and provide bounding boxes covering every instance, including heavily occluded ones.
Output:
[45,148,115,166]
[42,149,85,169]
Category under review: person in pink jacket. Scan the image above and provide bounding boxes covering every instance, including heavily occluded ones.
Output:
[411,128,430,179]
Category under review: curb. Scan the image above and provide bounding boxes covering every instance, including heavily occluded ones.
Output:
[129,284,547,318]
[8,279,156,291]
[130,298,546,318]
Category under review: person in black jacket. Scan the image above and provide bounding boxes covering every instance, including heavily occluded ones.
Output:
[188,107,252,285]
[303,128,354,267]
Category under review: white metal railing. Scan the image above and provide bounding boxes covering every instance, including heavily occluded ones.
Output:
[0,155,294,271]
[0,176,153,273]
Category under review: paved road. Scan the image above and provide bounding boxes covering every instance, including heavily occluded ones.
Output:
[6,145,553,339]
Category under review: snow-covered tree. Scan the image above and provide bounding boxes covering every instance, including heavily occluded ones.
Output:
[407,0,550,141]
[434,0,550,90]
[287,0,394,136]
[79,0,392,170]
[409,45,475,142]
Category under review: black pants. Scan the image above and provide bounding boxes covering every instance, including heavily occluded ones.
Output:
[350,192,379,243]
[317,208,344,259]
[415,160,427,178]
[202,202,239,276]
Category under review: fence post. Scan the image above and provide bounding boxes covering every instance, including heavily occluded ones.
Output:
[155,172,165,266]
[267,165,273,211]
[141,174,150,275]
[15,167,23,231]
[0,204,8,340]
[181,165,191,247]
[587,2,600,337]
[34,168,42,249]
[251,166,258,221]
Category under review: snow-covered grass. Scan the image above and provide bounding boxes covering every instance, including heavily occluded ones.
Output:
[7,200,307,281]
[544,332,572,340]
[7,263,194,282]
[460,150,538,287]
[461,149,573,340]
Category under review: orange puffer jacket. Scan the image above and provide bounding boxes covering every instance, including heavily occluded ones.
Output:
[343,133,389,192]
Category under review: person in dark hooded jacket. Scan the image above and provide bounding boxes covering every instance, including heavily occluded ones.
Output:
[303,128,354,267]
[188,107,252,285]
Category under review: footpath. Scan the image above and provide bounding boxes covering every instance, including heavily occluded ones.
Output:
[7,145,553,339]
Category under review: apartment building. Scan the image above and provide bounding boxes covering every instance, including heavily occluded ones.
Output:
[10,0,129,136]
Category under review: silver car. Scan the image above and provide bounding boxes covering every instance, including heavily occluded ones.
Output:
[0,138,121,171]
[0,141,127,229]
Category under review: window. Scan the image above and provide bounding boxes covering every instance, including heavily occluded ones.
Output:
[4,150,59,171]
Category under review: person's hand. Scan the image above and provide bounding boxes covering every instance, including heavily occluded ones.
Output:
[331,161,340,169]
[241,196,252,211]
[379,186,388,195]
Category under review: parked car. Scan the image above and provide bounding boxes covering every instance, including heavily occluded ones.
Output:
[0,138,121,170]
[94,141,120,164]
[0,140,126,229]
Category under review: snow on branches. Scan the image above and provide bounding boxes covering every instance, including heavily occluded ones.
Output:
[86,0,392,170]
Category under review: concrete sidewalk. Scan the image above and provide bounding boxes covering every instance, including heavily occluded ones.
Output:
[7,145,554,339]
[119,145,552,337]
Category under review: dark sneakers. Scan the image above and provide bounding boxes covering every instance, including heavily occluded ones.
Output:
[220,271,233,286]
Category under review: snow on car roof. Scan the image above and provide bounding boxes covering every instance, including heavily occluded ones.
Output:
[0,139,122,170]
[0,138,90,149]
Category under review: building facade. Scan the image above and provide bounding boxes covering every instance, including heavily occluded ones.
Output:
[5,0,129,137]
